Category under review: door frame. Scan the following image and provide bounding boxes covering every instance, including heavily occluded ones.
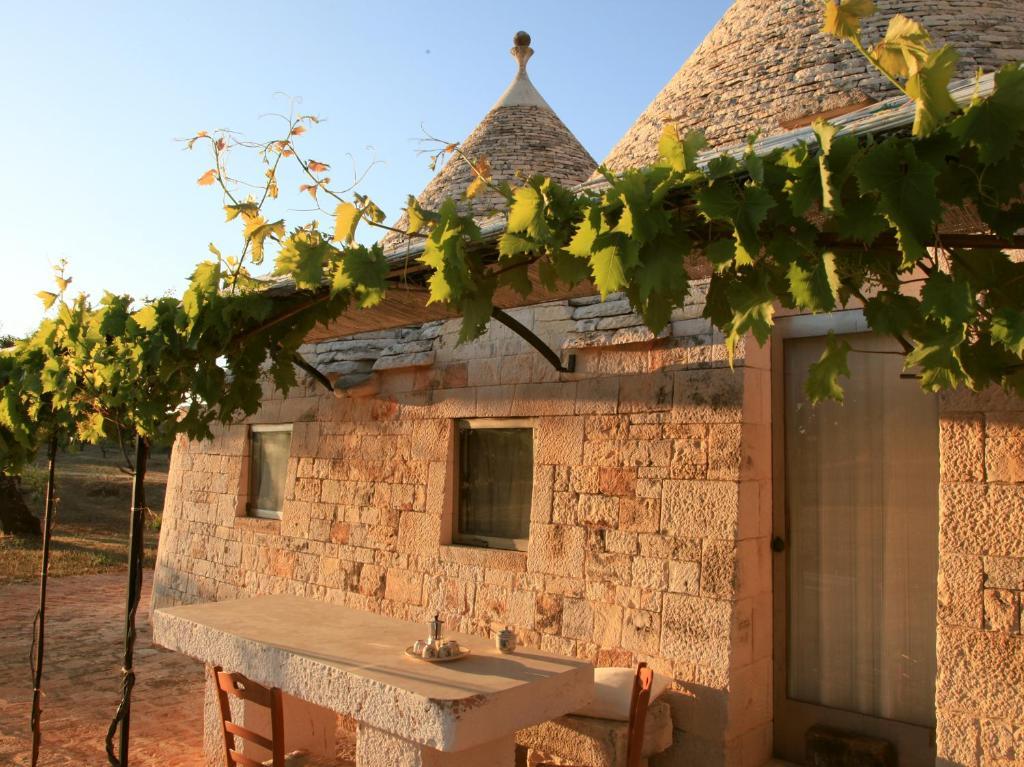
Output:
[770,310,937,765]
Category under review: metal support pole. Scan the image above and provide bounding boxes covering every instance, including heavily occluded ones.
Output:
[105,435,148,767]
[490,306,575,373]
[29,433,58,767]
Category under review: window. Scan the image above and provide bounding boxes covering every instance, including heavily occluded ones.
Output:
[454,419,534,551]
[248,424,292,519]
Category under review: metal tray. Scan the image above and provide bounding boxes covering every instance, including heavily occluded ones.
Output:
[404,645,471,663]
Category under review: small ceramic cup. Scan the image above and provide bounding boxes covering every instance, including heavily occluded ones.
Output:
[413,639,428,656]
[496,628,517,654]
[422,643,439,659]
[444,640,461,655]
[438,643,454,659]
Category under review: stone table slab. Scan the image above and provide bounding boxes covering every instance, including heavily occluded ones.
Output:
[153,594,593,760]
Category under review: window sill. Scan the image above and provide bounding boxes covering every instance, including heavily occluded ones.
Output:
[234,516,281,533]
[438,544,527,572]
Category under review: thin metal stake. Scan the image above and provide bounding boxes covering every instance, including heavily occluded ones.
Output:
[29,433,58,767]
[105,435,148,767]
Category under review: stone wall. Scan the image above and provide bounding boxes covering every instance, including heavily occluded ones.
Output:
[936,389,1024,767]
[153,292,773,767]
[153,292,1024,766]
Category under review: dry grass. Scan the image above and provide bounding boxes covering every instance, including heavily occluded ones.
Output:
[0,444,170,585]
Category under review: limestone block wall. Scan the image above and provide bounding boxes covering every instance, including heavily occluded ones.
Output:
[936,389,1024,767]
[153,295,773,767]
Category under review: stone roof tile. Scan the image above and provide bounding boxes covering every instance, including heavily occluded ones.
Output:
[602,0,1024,173]
[383,32,596,252]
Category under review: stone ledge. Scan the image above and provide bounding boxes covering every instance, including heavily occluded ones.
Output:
[232,516,281,533]
[439,545,528,572]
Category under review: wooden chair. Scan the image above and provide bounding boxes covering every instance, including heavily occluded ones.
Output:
[625,663,655,767]
[521,662,668,767]
[213,666,313,767]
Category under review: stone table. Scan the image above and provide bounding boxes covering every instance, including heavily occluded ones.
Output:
[153,595,593,766]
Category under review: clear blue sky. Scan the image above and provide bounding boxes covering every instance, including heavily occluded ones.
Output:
[0,0,732,337]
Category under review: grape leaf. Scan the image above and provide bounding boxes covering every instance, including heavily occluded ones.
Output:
[948,64,1024,163]
[991,309,1024,356]
[658,124,707,173]
[822,0,876,40]
[872,14,930,78]
[787,251,840,312]
[854,139,939,267]
[906,46,960,137]
[806,333,852,402]
[333,202,361,245]
[507,185,548,240]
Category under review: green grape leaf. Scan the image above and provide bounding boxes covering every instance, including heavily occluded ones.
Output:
[906,327,969,391]
[990,309,1024,356]
[498,233,537,258]
[863,293,921,336]
[332,244,389,307]
[498,263,533,299]
[722,270,776,362]
[274,232,334,290]
[457,284,496,344]
[921,272,974,330]
[787,251,840,312]
[696,181,775,264]
[854,139,939,267]
[949,64,1024,163]
[805,333,852,403]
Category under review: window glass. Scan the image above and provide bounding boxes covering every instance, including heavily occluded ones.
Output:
[250,427,292,518]
[785,332,938,727]
[456,422,533,550]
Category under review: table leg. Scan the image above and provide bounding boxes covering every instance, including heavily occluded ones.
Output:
[356,723,515,766]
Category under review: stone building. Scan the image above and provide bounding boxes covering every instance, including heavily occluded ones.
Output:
[153,3,1024,766]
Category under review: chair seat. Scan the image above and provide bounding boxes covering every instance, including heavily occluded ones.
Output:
[516,700,673,767]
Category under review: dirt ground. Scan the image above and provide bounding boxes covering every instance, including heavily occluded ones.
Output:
[0,444,169,585]
[0,571,206,766]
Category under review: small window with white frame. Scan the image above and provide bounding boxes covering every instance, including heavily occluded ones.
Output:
[454,418,534,551]
[248,424,292,519]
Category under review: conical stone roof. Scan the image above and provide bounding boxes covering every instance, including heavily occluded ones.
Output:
[603,0,1024,172]
[384,32,597,251]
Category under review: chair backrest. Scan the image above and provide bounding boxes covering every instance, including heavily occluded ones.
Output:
[625,662,655,767]
[213,666,286,767]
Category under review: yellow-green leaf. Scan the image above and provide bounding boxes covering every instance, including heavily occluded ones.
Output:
[872,14,930,79]
[333,202,361,244]
[906,45,960,136]
[36,291,58,310]
[822,0,876,40]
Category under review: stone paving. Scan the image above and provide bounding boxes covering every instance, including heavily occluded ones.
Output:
[0,571,205,766]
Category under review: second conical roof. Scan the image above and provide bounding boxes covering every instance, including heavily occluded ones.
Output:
[384,33,596,252]
[603,0,1024,172]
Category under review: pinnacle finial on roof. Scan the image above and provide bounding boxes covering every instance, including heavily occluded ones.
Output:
[511,31,533,74]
